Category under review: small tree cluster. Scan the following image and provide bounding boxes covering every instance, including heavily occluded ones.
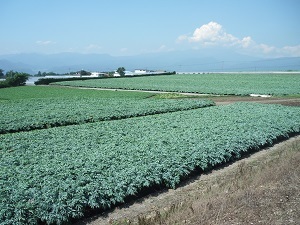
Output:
[0,69,4,78]
[35,71,58,76]
[117,67,125,76]
[0,70,29,88]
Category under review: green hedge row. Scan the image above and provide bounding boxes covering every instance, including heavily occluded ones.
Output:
[34,72,176,85]
[34,77,103,85]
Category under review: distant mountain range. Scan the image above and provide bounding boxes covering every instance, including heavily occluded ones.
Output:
[0,51,299,74]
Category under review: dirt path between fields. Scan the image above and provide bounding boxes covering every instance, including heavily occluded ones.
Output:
[56,85,300,107]
[212,96,300,106]
[75,135,300,225]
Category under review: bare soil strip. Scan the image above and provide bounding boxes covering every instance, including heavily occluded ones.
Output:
[208,96,300,106]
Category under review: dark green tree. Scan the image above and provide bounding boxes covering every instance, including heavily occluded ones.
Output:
[117,67,125,76]
[5,70,29,86]
[80,70,91,76]
[0,69,4,78]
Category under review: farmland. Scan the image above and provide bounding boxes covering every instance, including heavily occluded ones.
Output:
[0,96,214,133]
[54,73,300,96]
[0,86,212,133]
[1,100,300,224]
[1,75,300,225]
[0,86,152,100]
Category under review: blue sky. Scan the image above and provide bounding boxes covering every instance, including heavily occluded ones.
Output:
[1,0,299,57]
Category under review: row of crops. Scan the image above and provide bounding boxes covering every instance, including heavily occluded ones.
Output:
[0,98,214,133]
[1,102,300,224]
[54,73,300,96]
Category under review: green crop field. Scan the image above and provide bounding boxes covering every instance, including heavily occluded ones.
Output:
[0,86,214,134]
[54,73,300,96]
[1,85,300,224]
[0,86,152,101]
[0,97,214,133]
[1,101,300,224]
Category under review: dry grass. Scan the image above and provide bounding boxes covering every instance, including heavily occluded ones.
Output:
[113,137,300,225]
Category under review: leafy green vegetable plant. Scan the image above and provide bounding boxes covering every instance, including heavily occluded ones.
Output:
[0,98,214,133]
[1,103,300,224]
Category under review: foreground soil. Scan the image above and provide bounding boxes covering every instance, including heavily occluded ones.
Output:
[75,135,300,225]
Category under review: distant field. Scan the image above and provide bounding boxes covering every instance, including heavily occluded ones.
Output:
[0,97,214,134]
[0,86,152,100]
[54,73,300,96]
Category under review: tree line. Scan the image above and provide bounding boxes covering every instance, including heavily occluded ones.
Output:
[35,70,92,76]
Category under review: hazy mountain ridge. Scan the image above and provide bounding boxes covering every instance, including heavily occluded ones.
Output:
[0,51,299,74]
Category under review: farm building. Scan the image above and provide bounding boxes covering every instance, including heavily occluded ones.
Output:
[113,71,134,76]
[90,72,107,77]
[134,69,147,74]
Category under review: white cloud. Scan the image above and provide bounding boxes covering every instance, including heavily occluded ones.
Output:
[281,45,300,57]
[177,35,188,42]
[153,45,174,53]
[240,36,253,48]
[178,21,300,57]
[258,44,276,54]
[120,47,128,52]
[142,45,174,54]
[85,44,102,51]
[242,43,300,57]
[186,21,239,46]
[36,40,56,45]
[158,45,167,51]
